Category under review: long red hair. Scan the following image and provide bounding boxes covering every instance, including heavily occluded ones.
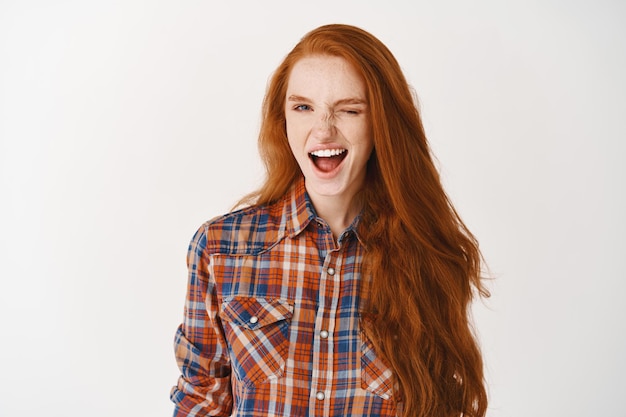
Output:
[242,24,489,417]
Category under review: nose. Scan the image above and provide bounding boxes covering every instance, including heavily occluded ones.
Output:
[311,113,335,140]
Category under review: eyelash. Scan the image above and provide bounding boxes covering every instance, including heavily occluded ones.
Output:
[292,105,360,115]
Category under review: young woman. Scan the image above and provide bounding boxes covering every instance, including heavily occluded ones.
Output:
[172,24,489,417]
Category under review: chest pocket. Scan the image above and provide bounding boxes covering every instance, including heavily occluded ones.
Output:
[219,297,294,386]
[361,335,395,401]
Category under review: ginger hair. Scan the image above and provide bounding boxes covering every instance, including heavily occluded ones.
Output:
[241,24,489,417]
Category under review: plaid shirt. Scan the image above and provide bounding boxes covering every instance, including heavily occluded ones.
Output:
[171,178,399,416]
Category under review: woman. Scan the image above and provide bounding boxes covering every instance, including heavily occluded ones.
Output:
[172,23,489,417]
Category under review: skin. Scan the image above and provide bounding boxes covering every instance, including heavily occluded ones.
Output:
[285,55,373,237]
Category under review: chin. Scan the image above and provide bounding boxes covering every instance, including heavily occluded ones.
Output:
[308,179,357,199]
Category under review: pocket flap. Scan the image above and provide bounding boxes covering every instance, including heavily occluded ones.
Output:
[220,297,293,330]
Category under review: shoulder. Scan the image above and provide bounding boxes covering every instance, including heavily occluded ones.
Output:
[197,201,286,256]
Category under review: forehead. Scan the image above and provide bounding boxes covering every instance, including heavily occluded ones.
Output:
[286,55,366,99]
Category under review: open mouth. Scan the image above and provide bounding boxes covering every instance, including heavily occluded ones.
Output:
[309,149,347,173]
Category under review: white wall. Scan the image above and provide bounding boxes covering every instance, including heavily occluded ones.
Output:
[1,1,624,416]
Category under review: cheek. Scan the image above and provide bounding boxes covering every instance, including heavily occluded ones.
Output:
[285,119,308,148]
[361,124,374,151]
[285,114,296,137]
[284,118,296,148]
[285,126,304,165]
[286,136,299,162]
[345,122,372,148]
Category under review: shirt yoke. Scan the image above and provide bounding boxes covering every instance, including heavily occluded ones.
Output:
[202,200,290,256]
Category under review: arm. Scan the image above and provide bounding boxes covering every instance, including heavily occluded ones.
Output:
[170,224,232,416]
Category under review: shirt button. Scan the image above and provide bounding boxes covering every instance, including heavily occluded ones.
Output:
[327,267,335,276]
[249,316,259,324]
[316,391,325,401]
[320,330,329,339]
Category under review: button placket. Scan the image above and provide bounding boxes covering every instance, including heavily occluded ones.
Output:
[309,251,342,413]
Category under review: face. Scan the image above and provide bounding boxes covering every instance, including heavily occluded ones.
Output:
[285,55,373,209]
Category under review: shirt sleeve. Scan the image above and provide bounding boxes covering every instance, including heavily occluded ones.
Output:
[170,224,233,416]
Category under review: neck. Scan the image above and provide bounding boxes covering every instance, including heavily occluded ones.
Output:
[308,191,362,239]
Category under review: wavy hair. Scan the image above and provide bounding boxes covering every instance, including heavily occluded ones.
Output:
[242,24,489,417]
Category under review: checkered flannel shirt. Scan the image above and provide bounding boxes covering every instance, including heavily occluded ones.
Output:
[171,178,399,416]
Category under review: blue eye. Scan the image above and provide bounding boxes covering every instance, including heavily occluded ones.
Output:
[294,104,311,111]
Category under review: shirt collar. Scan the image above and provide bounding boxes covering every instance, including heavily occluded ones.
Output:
[284,177,316,238]
[283,176,364,243]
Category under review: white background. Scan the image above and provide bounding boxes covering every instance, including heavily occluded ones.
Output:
[1,1,625,416]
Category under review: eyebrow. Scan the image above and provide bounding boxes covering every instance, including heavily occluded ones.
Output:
[287,95,367,106]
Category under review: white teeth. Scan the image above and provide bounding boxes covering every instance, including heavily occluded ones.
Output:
[310,149,346,158]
